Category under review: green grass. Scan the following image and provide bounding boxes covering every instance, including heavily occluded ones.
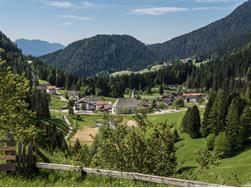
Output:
[44,118,70,136]
[57,89,67,96]
[149,109,251,186]
[50,94,68,110]
[111,64,168,77]
[67,114,102,129]
[50,107,251,186]
[148,111,186,125]
[0,171,165,187]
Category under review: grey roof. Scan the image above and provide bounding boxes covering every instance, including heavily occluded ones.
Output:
[113,98,140,108]
[76,96,101,104]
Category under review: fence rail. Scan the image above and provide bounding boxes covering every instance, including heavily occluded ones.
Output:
[36,162,229,187]
[0,133,16,172]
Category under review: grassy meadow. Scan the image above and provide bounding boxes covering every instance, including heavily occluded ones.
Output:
[35,103,251,186]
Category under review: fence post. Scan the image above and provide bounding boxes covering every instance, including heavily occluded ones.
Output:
[6,132,16,173]
[27,142,37,173]
[17,142,24,170]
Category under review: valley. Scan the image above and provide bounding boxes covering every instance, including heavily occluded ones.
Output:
[0,0,251,187]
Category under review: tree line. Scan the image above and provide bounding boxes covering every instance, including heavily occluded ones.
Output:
[182,90,251,159]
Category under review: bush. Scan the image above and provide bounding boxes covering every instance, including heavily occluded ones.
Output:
[214,132,228,158]
[206,134,216,151]
[174,97,185,108]
[91,120,177,177]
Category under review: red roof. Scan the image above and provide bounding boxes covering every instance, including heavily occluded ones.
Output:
[96,100,112,105]
[182,93,203,97]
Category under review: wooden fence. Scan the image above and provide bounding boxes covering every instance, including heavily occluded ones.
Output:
[0,133,16,172]
[0,133,231,187]
[36,163,229,187]
[0,133,36,172]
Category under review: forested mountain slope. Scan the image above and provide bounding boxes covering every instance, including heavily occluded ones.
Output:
[16,39,65,57]
[187,43,251,98]
[39,35,155,77]
[148,0,251,61]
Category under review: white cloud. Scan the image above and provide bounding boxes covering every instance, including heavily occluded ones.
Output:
[57,15,93,21]
[129,7,189,15]
[45,1,94,8]
[81,1,94,8]
[63,22,74,26]
[46,1,75,8]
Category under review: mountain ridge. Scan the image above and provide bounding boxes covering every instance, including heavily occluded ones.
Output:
[40,34,155,77]
[148,0,251,61]
[16,39,65,57]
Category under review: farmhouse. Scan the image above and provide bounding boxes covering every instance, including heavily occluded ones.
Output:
[96,100,112,111]
[112,98,140,115]
[162,93,178,105]
[75,96,100,111]
[182,93,203,103]
[46,86,57,94]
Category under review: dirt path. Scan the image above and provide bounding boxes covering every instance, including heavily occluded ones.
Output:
[71,126,99,143]
[64,115,73,140]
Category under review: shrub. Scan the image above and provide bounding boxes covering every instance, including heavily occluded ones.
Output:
[206,134,216,151]
[174,97,185,108]
[214,132,228,158]
[195,148,219,171]
[91,120,177,177]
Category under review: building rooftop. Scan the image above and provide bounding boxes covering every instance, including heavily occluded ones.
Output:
[113,98,140,108]
[182,93,203,97]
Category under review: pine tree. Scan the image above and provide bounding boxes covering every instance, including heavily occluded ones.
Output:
[201,91,216,137]
[207,90,227,135]
[182,105,201,138]
[225,97,244,156]
[240,107,251,140]
[182,107,191,133]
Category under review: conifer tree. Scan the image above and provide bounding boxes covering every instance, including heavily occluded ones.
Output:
[240,107,251,140]
[201,91,216,137]
[182,105,201,138]
[207,90,227,135]
[225,97,244,156]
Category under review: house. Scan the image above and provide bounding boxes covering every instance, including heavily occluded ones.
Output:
[68,91,80,101]
[96,100,112,111]
[182,93,203,103]
[162,93,178,105]
[112,98,140,115]
[75,96,101,111]
[46,86,57,94]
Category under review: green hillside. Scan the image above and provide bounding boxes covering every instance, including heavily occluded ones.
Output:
[40,35,155,77]
[148,0,251,61]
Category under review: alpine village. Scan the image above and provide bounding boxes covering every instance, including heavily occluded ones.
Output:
[1,0,251,187]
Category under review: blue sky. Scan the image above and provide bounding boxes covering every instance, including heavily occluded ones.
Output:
[0,0,247,45]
